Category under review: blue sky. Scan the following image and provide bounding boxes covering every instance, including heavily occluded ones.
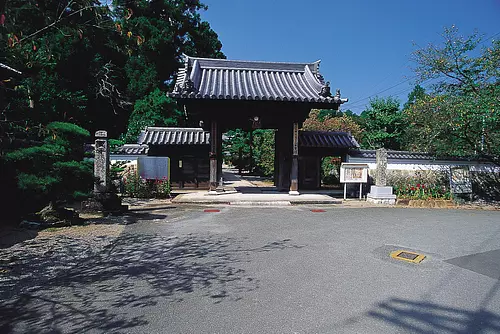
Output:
[200,0,500,114]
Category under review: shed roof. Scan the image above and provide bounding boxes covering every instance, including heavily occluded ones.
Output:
[138,127,210,145]
[168,55,348,104]
[300,131,359,149]
[114,144,149,155]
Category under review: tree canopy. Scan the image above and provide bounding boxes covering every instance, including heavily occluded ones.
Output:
[359,97,407,150]
[0,0,225,221]
[405,26,500,161]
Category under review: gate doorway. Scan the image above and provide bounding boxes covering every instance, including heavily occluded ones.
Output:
[168,55,350,194]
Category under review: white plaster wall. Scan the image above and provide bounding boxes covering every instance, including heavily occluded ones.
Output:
[347,156,500,173]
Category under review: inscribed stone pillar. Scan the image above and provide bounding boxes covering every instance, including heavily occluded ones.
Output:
[375,148,387,186]
[94,130,109,193]
[289,122,299,195]
[209,120,218,192]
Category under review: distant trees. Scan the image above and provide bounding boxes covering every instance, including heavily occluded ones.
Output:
[358,97,408,150]
[302,109,364,141]
[404,26,500,161]
[223,129,275,176]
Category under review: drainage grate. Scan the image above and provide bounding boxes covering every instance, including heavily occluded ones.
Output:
[390,250,426,264]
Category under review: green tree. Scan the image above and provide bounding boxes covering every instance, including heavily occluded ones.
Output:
[251,129,275,176]
[407,26,500,160]
[124,88,182,142]
[4,122,93,217]
[359,97,407,150]
[223,129,275,176]
[302,109,364,141]
[112,0,225,142]
[403,85,426,111]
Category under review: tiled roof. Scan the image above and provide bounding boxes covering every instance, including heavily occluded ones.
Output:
[168,55,348,104]
[138,127,210,145]
[114,144,149,155]
[347,149,477,161]
[300,131,359,149]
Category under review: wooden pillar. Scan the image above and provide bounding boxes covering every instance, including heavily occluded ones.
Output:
[316,157,322,189]
[289,122,299,195]
[217,125,223,187]
[274,130,279,186]
[276,124,291,191]
[209,120,218,193]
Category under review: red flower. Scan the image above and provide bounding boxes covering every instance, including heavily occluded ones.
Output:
[416,183,421,188]
[411,187,415,191]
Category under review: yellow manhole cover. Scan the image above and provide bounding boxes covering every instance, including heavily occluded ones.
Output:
[390,250,426,264]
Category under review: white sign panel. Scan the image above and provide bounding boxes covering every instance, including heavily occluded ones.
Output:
[138,157,170,180]
[340,163,369,183]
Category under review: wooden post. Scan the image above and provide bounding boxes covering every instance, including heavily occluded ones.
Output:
[217,125,223,187]
[238,147,242,175]
[249,129,253,174]
[277,125,291,191]
[289,122,299,195]
[209,120,218,193]
[274,130,279,186]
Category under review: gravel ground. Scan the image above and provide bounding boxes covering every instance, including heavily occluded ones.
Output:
[0,223,124,300]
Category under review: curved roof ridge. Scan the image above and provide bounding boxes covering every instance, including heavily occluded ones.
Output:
[186,55,321,67]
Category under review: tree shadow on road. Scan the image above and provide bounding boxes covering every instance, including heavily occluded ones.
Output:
[0,232,302,333]
[367,297,500,333]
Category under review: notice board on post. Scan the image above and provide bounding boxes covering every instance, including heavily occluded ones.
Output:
[340,163,369,183]
[138,157,170,180]
[340,163,369,200]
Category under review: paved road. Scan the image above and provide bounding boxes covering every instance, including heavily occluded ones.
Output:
[2,206,500,333]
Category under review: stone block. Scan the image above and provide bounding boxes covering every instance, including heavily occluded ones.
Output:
[368,186,395,197]
[367,185,396,205]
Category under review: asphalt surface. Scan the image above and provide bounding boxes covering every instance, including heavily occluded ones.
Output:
[2,206,500,333]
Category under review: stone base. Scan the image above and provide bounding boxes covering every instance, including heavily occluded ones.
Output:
[367,186,396,205]
[366,197,396,205]
[81,192,128,213]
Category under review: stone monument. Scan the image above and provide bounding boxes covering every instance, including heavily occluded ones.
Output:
[366,148,396,204]
[81,130,127,213]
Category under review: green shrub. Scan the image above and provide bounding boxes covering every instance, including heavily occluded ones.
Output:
[123,170,171,198]
[321,156,341,185]
[388,170,451,200]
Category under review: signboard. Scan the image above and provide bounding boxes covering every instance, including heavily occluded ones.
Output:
[340,163,369,183]
[138,157,170,180]
[450,166,472,193]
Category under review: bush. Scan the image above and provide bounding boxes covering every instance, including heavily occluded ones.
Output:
[122,169,171,198]
[321,156,341,185]
[387,170,451,200]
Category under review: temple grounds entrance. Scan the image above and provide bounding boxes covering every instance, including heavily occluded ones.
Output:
[169,56,349,195]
